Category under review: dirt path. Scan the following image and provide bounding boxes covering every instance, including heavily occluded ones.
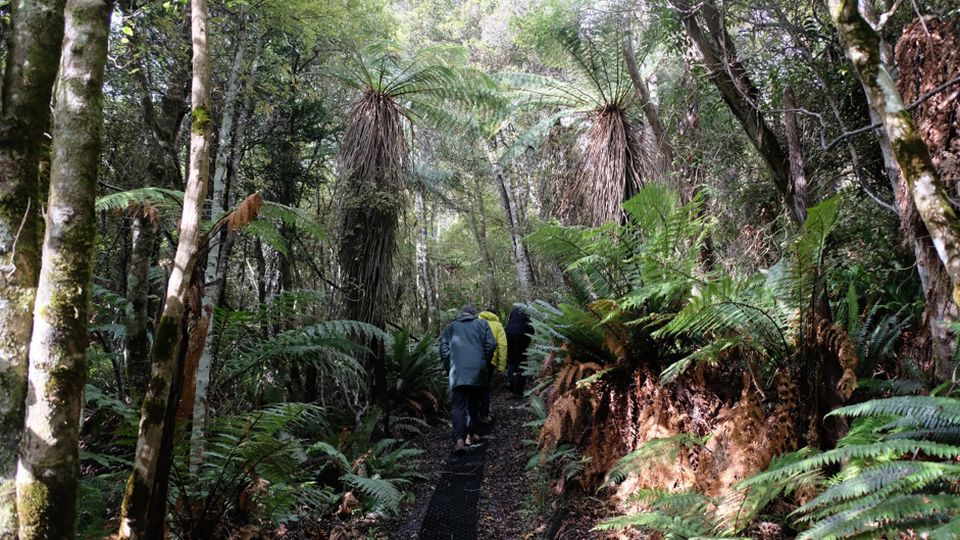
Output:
[392,384,530,540]
[476,388,530,539]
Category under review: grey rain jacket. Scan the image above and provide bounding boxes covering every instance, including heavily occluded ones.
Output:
[439,311,497,389]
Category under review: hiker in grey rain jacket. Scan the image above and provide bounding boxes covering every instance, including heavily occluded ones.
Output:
[440,305,497,453]
[440,308,497,389]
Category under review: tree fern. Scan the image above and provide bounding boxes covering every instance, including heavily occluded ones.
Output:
[170,403,334,536]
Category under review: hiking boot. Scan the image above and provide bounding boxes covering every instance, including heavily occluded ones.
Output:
[467,433,483,445]
[478,416,493,424]
[454,439,465,455]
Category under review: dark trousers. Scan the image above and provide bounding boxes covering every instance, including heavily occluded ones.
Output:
[506,333,530,396]
[452,385,483,440]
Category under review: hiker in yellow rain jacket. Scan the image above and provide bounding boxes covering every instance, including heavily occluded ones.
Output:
[478,310,507,423]
[479,311,507,372]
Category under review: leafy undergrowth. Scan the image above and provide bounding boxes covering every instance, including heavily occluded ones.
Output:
[78,321,448,538]
[516,184,960,539]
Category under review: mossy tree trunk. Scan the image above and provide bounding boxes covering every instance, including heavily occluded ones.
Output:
[830,1,960,329]
[0,2,65,534]
[14,1,112,537]
[119,0,212,536]
[782,87,810,223]
[123,213,157,403]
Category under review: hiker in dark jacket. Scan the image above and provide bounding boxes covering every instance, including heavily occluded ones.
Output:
[440,304,497,454]
[504,306,534,397]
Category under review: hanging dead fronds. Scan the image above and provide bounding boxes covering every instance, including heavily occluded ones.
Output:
[337,88,409,195]
[817,318,858,399]
[559,107,644,226]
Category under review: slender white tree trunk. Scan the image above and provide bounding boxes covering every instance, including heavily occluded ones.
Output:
[414,186,436,329]
[495,166,534,298]
[486,142,534,299]
[15,1,112,537]
[119,0,212,536]
[0,2,65,534]
[189,25,247,470]
[623,29,673,181]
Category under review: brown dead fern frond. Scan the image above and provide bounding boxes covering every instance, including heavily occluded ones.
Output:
[767,369,799,454]
[227,192,264,232]
[817,318,858,399]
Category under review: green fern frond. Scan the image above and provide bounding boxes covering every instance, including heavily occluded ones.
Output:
[797,494,960,539]
[341,473,403,511]
[95,186,184,213]
[603,434,708,489]
[797,461,960,517]
[828,396,960,429]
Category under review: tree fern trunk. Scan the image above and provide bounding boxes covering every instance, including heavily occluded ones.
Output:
[15,1,111,537]
[0,1,65,534]
[119,0,212,536]
[894,16,960,379]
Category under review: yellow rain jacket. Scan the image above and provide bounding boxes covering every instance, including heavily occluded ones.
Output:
[479,311,508,373]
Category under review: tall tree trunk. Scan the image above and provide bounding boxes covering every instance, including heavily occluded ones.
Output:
[622,29,673,181]
[123,213,157,404]
[15,1,111,537]
[831,0,960,320]
[782,87,809,223]
[467,174,501,308]
[0,2,65,533]
[670,0,800,224]
[414,186,436,330]
[118,3,189,401]
[119,0,212,536]
[491,160,535,299]
[189,20,248,471]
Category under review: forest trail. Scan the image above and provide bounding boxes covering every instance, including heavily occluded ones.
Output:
[392,385,530,539]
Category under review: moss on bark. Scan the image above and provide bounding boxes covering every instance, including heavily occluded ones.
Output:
[0,2,66,535]
[14,1,111,538]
